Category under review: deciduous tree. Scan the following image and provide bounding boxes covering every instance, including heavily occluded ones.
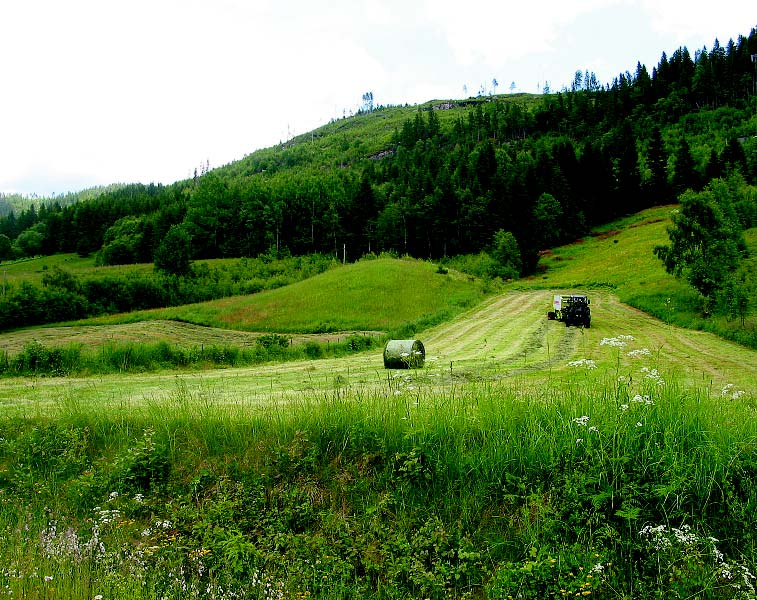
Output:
[654,184,745,306]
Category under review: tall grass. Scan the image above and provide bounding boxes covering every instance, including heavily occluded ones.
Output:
[0,368,755,598]
[0,334,381,376]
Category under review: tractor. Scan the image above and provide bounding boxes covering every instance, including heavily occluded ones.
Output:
[547,294,591,328]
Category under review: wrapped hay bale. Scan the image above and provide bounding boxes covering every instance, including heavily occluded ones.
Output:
[383,339,425,369]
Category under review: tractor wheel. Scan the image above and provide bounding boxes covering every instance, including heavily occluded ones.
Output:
[547,311,556,320]
[585,317,591,328]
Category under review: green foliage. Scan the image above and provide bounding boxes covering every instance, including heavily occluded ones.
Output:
[0,254,341,331]
[531,192,563,249]
[0,373,756,598]
[110,428,170,493]
[491,229,522,279]
[0,28,755,312]
[154,224,193,276]
[654,179,748,304]
[256,333,290,349]
[1,341,79,376]
[0,233,12,260]
[487,546,613,599]
[0,333,382,377]
[98,215,149,266]
[14,224,44,257]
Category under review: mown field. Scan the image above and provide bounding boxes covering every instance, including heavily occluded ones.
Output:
[0,208,756,599]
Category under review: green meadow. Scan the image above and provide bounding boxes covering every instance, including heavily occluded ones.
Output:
[1,209,756,599]
[81,257,489,334]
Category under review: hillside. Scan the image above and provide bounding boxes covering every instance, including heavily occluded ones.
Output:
[2,205,755,360]
[1,28,755,278]
[4,25,757,600]
[84,258,486,333]
[0,28,755,354]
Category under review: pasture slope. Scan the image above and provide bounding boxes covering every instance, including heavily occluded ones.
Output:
[0,288,753,413]
[0,205,754,410]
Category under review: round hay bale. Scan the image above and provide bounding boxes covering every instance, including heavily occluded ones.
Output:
[383,339,425,369]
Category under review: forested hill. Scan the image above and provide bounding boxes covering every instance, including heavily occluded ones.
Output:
[1,28,756,273]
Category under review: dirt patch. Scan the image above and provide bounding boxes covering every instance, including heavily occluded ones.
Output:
[591,229,622,240]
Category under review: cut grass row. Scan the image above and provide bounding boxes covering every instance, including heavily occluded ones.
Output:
[528,205,757,348]
[1,289,753,416]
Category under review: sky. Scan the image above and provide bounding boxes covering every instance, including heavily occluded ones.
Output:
[1,0,755,197]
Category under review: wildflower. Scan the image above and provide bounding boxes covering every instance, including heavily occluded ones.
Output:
[568,358,597,369]
[600,337,628,348]
[588,426,598,432]
[108,491,119,501]
[636,422,643,427]
[721,384,746,400]
[640,367,665,386]
[44,575,53,582]
[133,493,145,503]
[590,563,604,574]
[627,348,651,358]
[576,438,584,444]
[631,394,654,405]
[620,404,629,411]
[573,415,590,427]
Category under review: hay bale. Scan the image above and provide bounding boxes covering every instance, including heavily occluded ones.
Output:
[383,339,425,369]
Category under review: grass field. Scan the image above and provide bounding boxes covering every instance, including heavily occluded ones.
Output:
[76,257,488,333]
[1,208,756,599]
[0,253,153,286]
[1,288,753,416]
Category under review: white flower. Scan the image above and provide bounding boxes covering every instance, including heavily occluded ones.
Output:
[620,404,629,411]
[568,358,597,369]
[636,422,643,427]
[600,337,628,347]
[632,394,654,405]
[721,384,746,400]
[572,415,590,427]
[628,348,651,358]
[108,491,119,501]
[576,438,584,444]
[640,367,665,386]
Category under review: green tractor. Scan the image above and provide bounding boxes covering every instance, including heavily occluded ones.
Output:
[547,294,591,328]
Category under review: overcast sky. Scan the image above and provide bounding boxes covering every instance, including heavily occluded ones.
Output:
[2,0,755,197]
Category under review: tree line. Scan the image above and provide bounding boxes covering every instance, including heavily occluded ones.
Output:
[1,29,755,280]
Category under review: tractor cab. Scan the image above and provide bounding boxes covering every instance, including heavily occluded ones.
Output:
[548,294,591,328]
